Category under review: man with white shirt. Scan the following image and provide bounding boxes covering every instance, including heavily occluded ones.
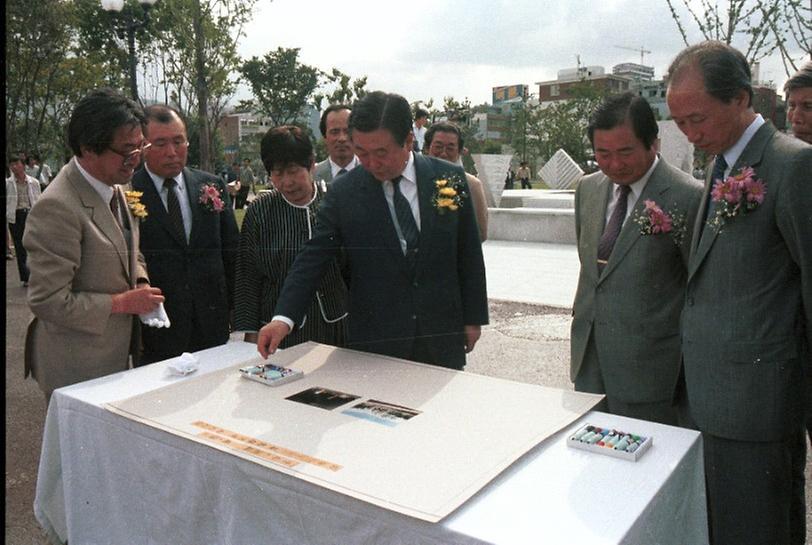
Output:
[23,88,164,402]
[570,92,702,426]
[667,41,812,545]
[131,104,239,365]
[257,91,488,370]
[314,104,359,185]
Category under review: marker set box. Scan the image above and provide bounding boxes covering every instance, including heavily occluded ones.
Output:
[566,424,653,461]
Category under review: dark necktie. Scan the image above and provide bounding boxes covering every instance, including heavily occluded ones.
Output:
[337,168,348,176]
[109,191,122,229]
[164,178,186,245]
[597,184,631,274]
[392,176,419,257]
[705,154,728,220]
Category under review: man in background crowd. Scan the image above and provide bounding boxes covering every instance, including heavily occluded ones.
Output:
[412,107,429,153]
[785,61,812,145]
[424,121,490,241]
[315,104,359,185]
[6,156,42,286]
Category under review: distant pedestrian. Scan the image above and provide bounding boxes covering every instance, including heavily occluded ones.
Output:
[517,161,532,189]
[6,156,42,286]
[504,166,515,189]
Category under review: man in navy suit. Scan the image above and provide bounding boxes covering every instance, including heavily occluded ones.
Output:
[132,105,240,364]
[257,91,488,369]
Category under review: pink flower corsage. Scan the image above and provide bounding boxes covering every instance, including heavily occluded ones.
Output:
[708,166,766,228]
[199,183,225,213]
[633,200,687,246]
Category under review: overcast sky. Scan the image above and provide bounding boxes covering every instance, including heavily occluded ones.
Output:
[237,0,799,107]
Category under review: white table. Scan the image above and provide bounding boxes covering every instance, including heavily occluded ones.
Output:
[34,342,709,545]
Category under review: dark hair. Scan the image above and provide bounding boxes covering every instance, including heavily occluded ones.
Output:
[67,88,145,157]
[349,91,413,146]
[784,61,812,94]
[414,108,429,120]
[425,121,464,151]
[8,156,23,167]
[143,104,186,133]
[319,104,351,137]
[260,125,314,172]
[665,41,753,106]
[587,92,659,149]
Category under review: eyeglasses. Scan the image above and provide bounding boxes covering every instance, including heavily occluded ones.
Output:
[150,137,189,150]
[428,142,459,154]
[108,142,152,164]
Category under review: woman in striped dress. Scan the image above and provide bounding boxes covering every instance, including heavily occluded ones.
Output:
[234,125,348,348]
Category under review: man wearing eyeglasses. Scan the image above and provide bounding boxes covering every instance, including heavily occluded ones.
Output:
[23,88,165,403]
[131,104,240,365]
[424,121,490,241]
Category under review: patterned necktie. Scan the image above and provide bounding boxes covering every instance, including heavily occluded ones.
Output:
[597,184,631,274]
[164,178,186,245]
[392,176,419,257]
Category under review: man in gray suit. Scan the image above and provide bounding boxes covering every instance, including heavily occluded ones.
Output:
[570,92,702,425]
[23,88,165,402]
[667,41,812,545]
[314,104,359,185]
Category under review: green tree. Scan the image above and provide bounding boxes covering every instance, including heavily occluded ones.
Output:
[313,68,368,110]
[6,0,74,161]
[524,83,605,168]
[664,0,811,75]
[240,47,322,126]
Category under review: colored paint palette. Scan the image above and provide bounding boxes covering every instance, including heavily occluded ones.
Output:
[566,424,653,461]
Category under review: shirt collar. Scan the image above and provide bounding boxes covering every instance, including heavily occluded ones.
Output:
[146,165,185,194]
[626,154,659,200]
[74,157,115,203]
[329,156,358,178]
[396,152,417,186]
[721,114,765,169]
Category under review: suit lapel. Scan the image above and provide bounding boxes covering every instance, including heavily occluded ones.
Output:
[584,174,611,281]
[600,162,671,280]
[183,169,204,248]
[133,168,186,248]
[68,162,130,280]
[688,123,773,280]
[414,154,437,269]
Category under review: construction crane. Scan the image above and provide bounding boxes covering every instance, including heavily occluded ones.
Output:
[614,45,651,65]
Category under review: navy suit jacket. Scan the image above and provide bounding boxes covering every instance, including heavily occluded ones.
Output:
[131,167,240,360]
[274,153,488,368]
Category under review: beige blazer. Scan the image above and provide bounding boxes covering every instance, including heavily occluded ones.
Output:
[23,159,148,396]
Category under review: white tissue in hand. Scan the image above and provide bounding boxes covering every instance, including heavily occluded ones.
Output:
[140,303,171,328]
[166,352,199,376]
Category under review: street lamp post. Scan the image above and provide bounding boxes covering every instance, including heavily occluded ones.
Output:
[100,0,158,105]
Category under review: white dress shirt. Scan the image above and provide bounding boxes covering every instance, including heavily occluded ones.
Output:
[717,114,765,178]
[329,156,359,178]
[382,152,420,255]
[604,155,659,227]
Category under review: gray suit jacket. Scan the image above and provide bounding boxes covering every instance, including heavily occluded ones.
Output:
[682,122,812,441]
[23,159,148,396]
[314,159,333,185]
[570,158,702,403]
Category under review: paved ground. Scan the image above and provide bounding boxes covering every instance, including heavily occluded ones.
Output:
[5,241,811,543]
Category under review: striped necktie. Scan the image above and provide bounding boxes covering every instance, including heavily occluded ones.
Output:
[392,176,419,258]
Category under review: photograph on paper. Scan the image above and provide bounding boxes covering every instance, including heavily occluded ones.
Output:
[342,399,422,427]
[286,387,360,410]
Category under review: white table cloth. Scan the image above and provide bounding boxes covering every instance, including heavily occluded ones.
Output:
[35,342,709,545]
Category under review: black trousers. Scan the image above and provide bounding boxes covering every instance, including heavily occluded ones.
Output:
[8,209,30,282]
[703,429,806,545]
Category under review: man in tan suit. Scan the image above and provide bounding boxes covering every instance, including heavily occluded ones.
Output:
[23,88,164,402]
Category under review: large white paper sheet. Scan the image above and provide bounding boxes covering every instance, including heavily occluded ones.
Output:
[106,342,601,522]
